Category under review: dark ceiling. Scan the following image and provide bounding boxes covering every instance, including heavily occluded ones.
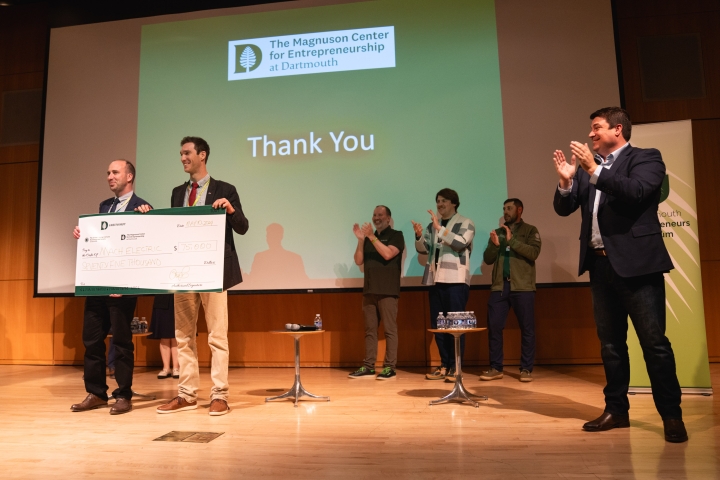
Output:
[1,0,296,27]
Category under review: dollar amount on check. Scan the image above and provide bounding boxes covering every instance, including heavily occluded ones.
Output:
[75,206,226,295]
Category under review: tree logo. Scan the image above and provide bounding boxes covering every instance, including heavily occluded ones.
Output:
[235,44,262,73]
[659,175,670,203]
[101,221,108,230]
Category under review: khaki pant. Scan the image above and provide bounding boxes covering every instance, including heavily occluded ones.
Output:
[174,291,229,402]
[362,294,398,369]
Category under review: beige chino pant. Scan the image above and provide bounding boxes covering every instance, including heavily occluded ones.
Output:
[174,291,229,402]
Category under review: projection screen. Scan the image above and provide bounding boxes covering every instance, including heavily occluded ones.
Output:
[36,0,620,294]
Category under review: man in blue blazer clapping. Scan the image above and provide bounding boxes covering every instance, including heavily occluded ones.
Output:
[553,107,686,443]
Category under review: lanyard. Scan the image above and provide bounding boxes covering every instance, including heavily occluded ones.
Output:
[188,180,210,206]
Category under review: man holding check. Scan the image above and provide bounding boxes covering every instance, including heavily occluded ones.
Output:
[70,159,150,415]
[139,136,249,416]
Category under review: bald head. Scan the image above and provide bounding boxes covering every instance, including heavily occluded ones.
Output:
[107,159,135,196]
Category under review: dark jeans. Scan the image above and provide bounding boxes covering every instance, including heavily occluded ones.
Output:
[429,283,470,370]
[83,296,137,400]
[487,280,536,372]
[589,256,682,419]
[362,294,399,369]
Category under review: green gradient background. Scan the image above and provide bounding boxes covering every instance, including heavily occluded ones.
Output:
[136,0,507,288]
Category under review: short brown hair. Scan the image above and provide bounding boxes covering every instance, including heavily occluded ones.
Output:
[181,136,210,163]
[589,107,632,141]
[504,198,523,210]
[436,188,460,210]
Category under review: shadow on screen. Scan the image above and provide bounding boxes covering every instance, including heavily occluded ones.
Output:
[242,223,309,289]
[542,237,577,283]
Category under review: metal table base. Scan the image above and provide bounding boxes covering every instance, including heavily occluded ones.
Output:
[428,328,488,408]
[266,331,329,407]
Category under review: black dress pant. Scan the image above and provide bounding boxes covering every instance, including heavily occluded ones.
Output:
[83,296,137,400]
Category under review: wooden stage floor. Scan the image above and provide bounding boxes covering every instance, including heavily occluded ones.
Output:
[1,364,718,479]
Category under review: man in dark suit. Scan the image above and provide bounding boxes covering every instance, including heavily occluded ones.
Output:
[152,136,249,416]
[70,159,151,415]
[553,107,687,443]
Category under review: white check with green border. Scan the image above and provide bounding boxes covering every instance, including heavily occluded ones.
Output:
[75,206,226,296]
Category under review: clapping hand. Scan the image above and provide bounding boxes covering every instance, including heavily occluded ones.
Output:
[490,230,500,246]
[569,141,597,175]
[553,149,577,190]
[411,220,424,238]
[428,209,441,231]
[361,222,373,238]
[352,223,365,240]
[502,225,512,241]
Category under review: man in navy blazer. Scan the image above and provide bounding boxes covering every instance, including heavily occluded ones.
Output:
[152,136,249,417]
[553,107,687,443]
[70,159,151,415]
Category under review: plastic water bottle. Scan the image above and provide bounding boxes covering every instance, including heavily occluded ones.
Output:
[436,313,446,329]
[314,314,323,330]
[140,316,147,333]
[469,311,477,328]
[131,316,139,334]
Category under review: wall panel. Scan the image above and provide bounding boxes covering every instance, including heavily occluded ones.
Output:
[0,73,44,165]
[0,280,54,364]
[701,261,720,362]
[0,161,38,281]
[0,3,48,77]
[52,297,84,364]
[616,9,720,123]
[692,120,720,262]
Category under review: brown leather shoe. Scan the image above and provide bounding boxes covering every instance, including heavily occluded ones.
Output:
[110,397,132,415]
[209,399,230,416]
[71,393,108,412]
[156,396,197,414]
[663,418,688,443]
[583,412,630,432]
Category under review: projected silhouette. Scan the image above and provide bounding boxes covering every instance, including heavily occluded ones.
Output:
[245,223,308,289]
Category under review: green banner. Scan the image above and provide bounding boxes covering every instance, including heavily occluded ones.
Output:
[629,120,711,393]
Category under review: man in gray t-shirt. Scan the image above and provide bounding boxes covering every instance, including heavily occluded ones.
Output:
[349,205,405,380]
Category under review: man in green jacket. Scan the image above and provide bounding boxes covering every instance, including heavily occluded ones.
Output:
[480,198,541,382]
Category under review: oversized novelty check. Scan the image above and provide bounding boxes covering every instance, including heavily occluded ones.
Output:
[75,206,226,296]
